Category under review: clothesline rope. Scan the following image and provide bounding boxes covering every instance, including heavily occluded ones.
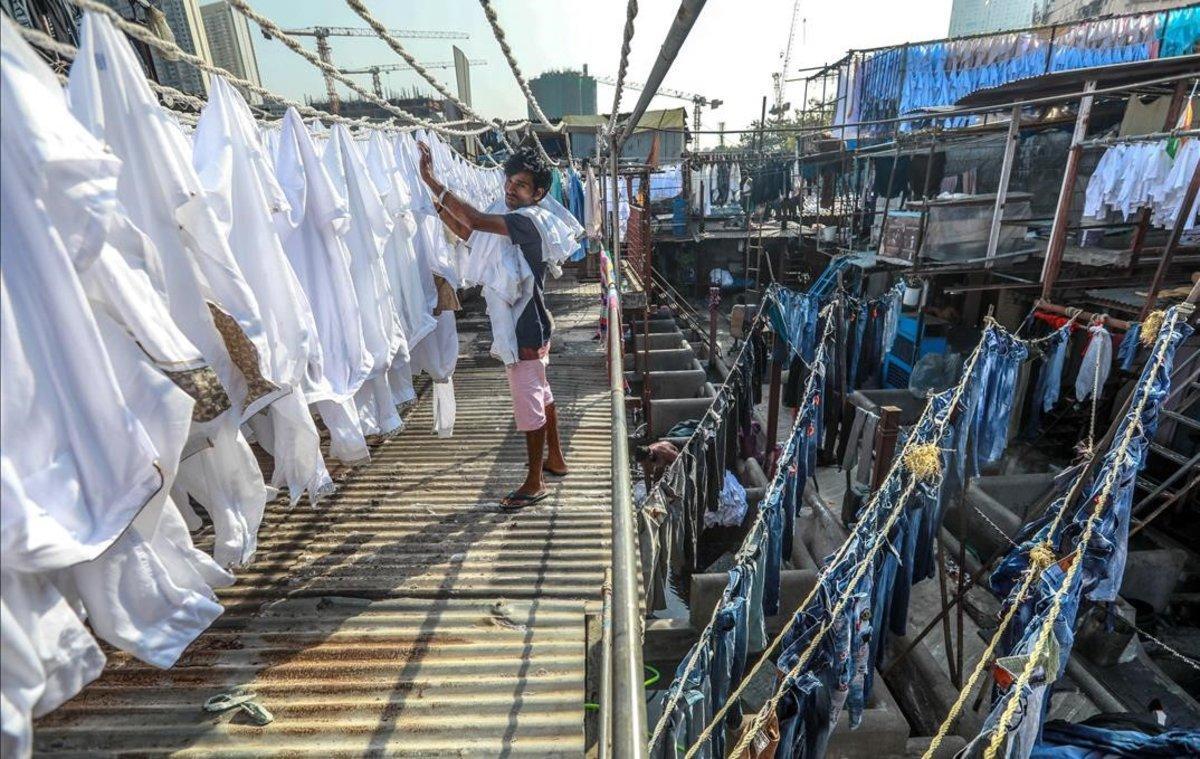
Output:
[922,306,1179,758]
[224,0,497,137]
[474,0,571,167]
[341,0,513,149]
[342,0,579,165]
[476,0,562,133]
[982,307,1184,759]
[60,0,394,133]
[17,23,217,121]
[646,299,837,751]
[607,0,639,137]
[58,0,534,176]
[721,318,997,759]
[645,292,776,508]
[672,305,854,757]
[922,502,1084,755]
[683,286,940,757]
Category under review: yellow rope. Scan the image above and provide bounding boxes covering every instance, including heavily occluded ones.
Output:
[648,302,834,750]
[710,325,996,759]
[1028,542,1057,571]
[725,477,920,759]
[922,310,1160,758]
[647,595,724,748]
[920,537,1055,758]
[679,375,942,759]
[904,442,943,481]
[982,308,1180,759]
[1140,310,1165,347]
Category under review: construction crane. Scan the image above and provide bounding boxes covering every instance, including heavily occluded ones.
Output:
[342,60,486,99]
[770,0,803,116]
[593,74,721,135]
[262,25,469,113]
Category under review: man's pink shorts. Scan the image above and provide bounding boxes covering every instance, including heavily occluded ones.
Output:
[506,357,554,432]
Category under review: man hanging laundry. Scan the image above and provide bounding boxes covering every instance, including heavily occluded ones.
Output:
[417,141,577,509]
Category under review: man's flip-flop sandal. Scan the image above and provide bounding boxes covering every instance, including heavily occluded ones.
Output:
[500,491,549,510]
[542,465,569,478]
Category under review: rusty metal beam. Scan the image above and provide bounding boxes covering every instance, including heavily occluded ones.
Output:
[985,105,1021,268]
[1040,79,1096,299]
[1139,160,1200,319]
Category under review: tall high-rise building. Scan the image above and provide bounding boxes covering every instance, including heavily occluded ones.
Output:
[200,0,262,103]
[529,67,597,121]
[100,0,213,97]
[1034,0,1191,24]
[948,0,1038,35]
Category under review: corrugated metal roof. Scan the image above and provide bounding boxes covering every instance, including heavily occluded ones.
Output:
[1084,286,1145,314]
[35,278,612,757]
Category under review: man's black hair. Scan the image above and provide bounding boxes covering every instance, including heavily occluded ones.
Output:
[503,142,553,196]
[633,445,651,462]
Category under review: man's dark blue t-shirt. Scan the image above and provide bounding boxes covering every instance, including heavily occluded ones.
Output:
[504,213,553,357]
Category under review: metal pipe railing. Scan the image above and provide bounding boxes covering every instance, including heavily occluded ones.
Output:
[599,568,614,758]
[600,250,649,758]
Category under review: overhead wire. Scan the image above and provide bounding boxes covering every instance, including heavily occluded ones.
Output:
[342,0,514,149]
[476,0,562,132]
[59,0,398,133]
[474,0,568,166]
[607,0,639,137]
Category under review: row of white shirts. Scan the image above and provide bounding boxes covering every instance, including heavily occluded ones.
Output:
[1083,138,1200,231]
[0,11,582,756]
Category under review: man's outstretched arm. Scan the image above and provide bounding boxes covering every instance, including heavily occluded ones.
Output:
[418,141,508,238]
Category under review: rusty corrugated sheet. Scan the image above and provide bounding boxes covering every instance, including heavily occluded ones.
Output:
[35,279,611,757]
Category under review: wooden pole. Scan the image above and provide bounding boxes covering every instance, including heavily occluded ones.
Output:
[708,286,719,368]
[746,96,768,292]
[869,406,901,489]
[914,136,939,257]
[765,339,783,452]
[1040,80,1097,299]
[1033,298,1131,331]
[875,143,903,254]
[985,105,1022,268]
[936,539,960,687]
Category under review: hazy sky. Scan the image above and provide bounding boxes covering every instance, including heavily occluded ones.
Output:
[249,0,953,147]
